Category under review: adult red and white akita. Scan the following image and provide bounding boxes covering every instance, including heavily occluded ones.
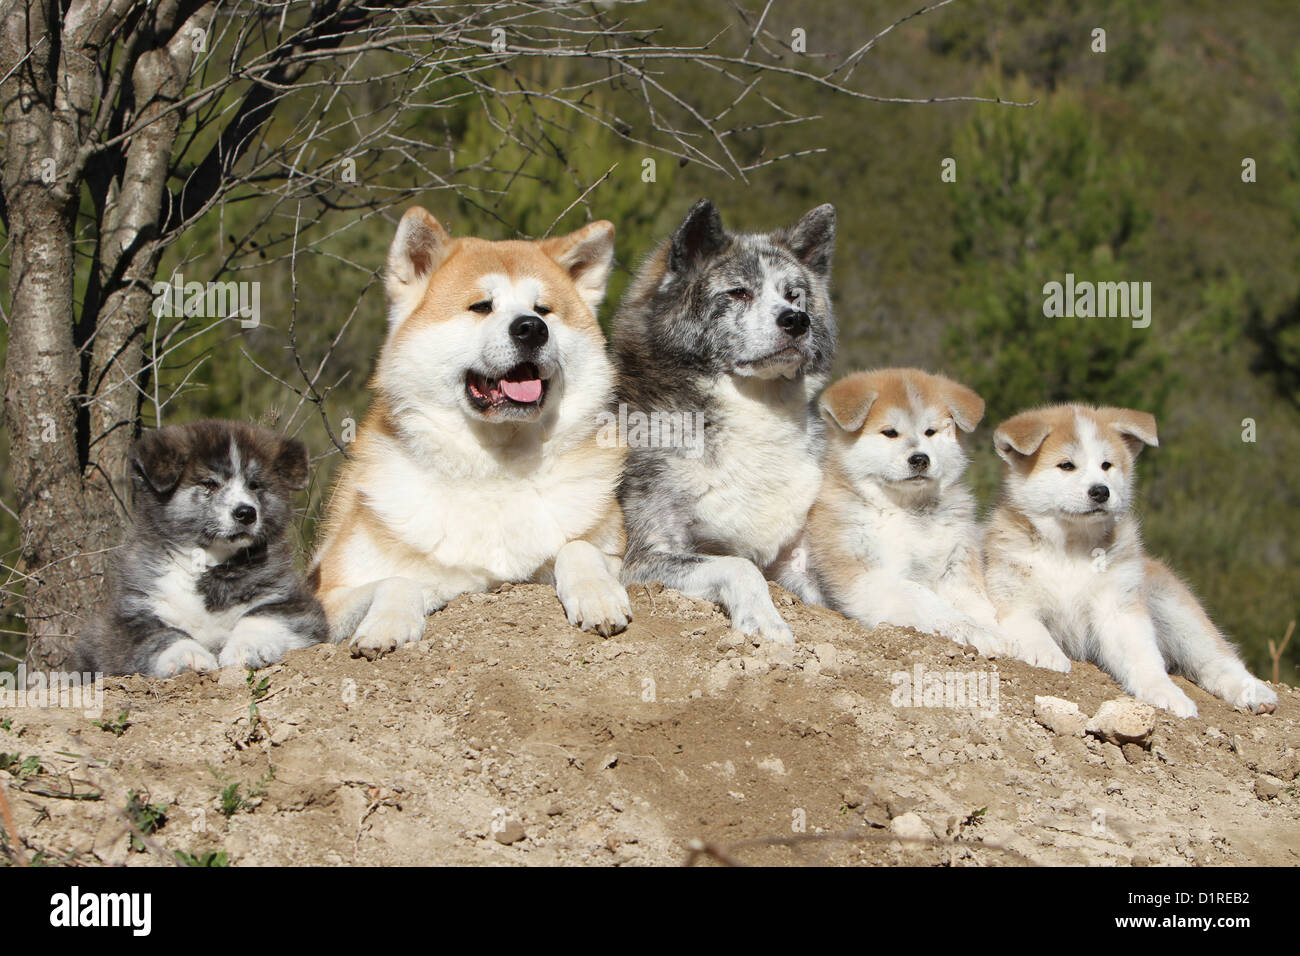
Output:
[312,207,631,657]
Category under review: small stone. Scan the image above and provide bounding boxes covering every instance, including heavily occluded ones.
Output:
[1086,699,1156,747]
[1255,776,1285,800]
[813,643,839,675]
[492,819,526,845]
[1033,695,1087,736]
[757,755,786,776]
[890,812,932,847]
[715,632,744,652]
[1121,742,1146,764]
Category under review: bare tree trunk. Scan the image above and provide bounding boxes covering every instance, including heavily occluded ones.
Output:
[1,0,107,667]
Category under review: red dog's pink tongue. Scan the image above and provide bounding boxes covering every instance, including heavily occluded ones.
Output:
[500,377,542,403]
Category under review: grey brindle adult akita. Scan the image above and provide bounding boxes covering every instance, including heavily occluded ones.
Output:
[614,199,837,643]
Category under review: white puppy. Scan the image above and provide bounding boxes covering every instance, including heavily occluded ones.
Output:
[984,404,1277,717]
[807,368,1006,656]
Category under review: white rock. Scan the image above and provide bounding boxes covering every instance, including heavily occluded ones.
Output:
[1086,699,1156,746]
[1034,695,1087,736]
[890,812,932,848]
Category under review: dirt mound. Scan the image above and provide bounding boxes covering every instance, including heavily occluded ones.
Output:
[2,583,1297,866]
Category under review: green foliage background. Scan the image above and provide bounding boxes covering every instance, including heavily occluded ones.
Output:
[2,0,1296,682]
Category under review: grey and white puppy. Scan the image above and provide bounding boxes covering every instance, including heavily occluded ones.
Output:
[614,199,837,643]
[72,421,326,677]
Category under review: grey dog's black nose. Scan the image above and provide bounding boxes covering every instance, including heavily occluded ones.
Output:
[908,452,930,471]
[776,309,810,338]
[1088,484,1110,503]
[510,314,548,349]
[233,504,258,525]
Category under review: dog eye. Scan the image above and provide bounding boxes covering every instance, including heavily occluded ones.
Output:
[198,478,219,492]
[924,428,936,437]
[468,300,493,314]
[1101,461,1113,471]
[1057,461,1076,471]
[726,288,752,303]
[881,429,899,438]
[535,304,552,316]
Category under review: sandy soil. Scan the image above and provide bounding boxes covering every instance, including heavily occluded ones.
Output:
[1,582,1296,866]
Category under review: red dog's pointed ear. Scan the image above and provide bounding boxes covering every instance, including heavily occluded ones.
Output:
[385,207,451,324]
[994,410,1053,464]
[1100,407,1158,459]
[819,373,877,433]
[130,427,189,496]
[539,220,615,313]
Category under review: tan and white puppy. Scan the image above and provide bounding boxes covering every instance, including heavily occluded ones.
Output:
[312,207,631,657]
[985,404,1277,717]
[807,368,1005,656]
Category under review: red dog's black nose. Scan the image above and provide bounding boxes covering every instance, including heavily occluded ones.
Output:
[510,314,548,349]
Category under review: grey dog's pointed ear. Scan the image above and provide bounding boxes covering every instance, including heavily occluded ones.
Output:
[783,204,836,278]
[668,199,727,275]
[275,437,311,491]
[130,428,188,496]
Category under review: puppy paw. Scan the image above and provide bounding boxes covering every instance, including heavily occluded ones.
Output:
[941,621,1004,658]
[1012,639,1071,673]
[152,639,218,678]
[349,595,426,660]
[219,618,296,670]
[1230,677,1278,715]
[1140,683,1198,719]
[557,574,632,637]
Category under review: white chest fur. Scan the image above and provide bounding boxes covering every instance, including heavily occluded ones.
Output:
[1009,538,1145,644]
[361,443,616,585]
[853,503,969,587]
[682,377,822,568]
[150,551,252,651]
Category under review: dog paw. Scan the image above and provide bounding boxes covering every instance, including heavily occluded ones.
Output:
[557,575,632,637]
[941,621,1004,658]
[1230,677,1278,715]
[1140,683,1198,719]
[349,598,426,660]
[729,603,795,645]
[152,640,218,678]
[1012,639,1071,673]
[219,622,291,670]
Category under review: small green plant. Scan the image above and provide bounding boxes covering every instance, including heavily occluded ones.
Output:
[0,718,11,732]
[125,790,168,851]
[92,712,131,737]
[0,753,42,780]
[247,670,270,715]
[219,782,248,818]
[175,849,228,867]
